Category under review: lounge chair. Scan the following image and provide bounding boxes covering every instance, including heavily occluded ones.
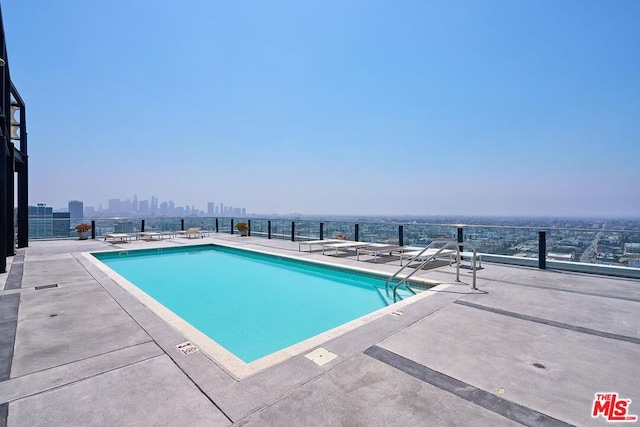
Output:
[298,239,345,252]
[104,233,133,243]
[186,227,203,238]
[395,247,457,266]
[137,231,163,240]
[356,244,406,262]
[322,241,371,256]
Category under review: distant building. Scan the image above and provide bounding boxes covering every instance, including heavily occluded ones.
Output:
[68,200,83,222]
[108,198,122,213]
[624,243,640,256]
[139,200,150,214]
[28,204,53,238]
[207,202,215,215]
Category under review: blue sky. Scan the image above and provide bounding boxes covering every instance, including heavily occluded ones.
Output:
[4,0,639,216]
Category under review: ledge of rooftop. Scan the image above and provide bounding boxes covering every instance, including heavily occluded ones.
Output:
[1,235,638,426]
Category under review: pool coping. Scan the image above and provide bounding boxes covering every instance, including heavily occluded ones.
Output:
[84,241,449,379]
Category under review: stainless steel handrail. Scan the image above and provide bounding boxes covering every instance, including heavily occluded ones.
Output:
[385,240,479,302]
[384,240,454,296]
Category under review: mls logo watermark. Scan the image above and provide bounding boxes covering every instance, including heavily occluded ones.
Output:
[592,393,637,422]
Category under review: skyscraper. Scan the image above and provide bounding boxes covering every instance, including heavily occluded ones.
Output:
[207,202,215,215]
[28,204,53,238]
[68,200,83,221]
[133,194,139,212]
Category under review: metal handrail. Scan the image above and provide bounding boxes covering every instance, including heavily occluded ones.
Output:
[384,240,454,296]
[385,240,479,302]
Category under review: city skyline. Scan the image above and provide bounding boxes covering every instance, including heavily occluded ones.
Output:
[5,1,640,217]
[36,195,247,217]
[32,195,640,221]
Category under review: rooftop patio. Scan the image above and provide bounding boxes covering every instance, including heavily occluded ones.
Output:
[0,234,638,426]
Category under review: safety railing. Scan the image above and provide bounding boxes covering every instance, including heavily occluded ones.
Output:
[385,240,478,302]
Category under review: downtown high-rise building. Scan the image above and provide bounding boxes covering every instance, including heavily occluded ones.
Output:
[68,200,83,221]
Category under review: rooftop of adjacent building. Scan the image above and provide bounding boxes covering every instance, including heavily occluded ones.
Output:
[0,234,638,426]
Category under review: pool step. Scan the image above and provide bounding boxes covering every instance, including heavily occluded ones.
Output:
[374,286,414,306]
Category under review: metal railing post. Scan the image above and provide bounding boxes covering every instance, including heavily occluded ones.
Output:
[215,218,219,233]
[268,220,272,239]
[247,219,251,237]
[141,219,145,233]
[399,225,404,246]
[319,222,324,240]
[231,219,234,235]
[457,226,464,259]
[291,221,295,241]
[539,231,546,269]
[181,218,185,231]
[355,223,359,242]
[91,220,96,239]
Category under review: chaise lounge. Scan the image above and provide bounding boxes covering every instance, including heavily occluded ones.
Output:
[104,233,133,243]
[298,239,345,252]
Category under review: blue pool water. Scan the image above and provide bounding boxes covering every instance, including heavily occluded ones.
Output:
[94,245,411,363]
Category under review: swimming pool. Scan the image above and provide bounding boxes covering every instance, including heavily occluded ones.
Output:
[91,244,420,375]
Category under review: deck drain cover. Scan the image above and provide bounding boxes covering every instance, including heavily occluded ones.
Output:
[305,348,337,366]
[176,341,198,355]
[532,362,546,369]
[35,284,58,290]
[390,309,406,317]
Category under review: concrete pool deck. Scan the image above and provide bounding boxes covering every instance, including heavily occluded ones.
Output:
[0,235,638,426]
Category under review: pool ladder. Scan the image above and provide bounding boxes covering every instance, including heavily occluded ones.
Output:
[384,240,478,302]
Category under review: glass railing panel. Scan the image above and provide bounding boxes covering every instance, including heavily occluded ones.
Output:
[403,224,457,247]
[249,218,268,237]
[358,222,398,244]
[323,220,355,241]
[269,219,292,240]
[294,220,320,241]
[546,228,640,267]
[218,217,232,233]
[182,217,214,231]
[464,226,540,258]
[144,217,180,232]
[546,228,597,263]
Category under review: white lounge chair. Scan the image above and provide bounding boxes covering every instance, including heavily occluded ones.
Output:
[322,241,371,256]
[137,231,163,240]
[104,233,133,243]
[186,227,203,238]
[356,244,405,262]
[298,239,345,252]
[396,247,457,266]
